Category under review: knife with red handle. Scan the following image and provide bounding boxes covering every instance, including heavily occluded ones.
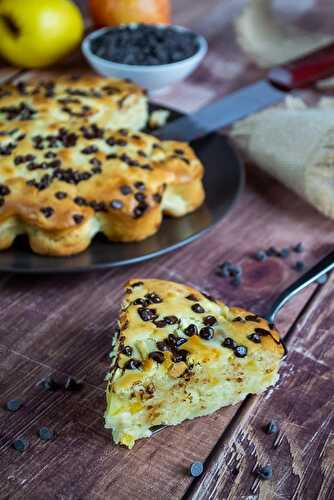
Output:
[156,41,334,142]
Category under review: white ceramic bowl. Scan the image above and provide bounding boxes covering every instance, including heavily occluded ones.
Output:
[82,25,208,92]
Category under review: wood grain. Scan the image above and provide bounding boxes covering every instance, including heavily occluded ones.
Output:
[0,1,333,499]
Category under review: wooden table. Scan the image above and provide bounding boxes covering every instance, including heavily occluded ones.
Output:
[1,1,333,499]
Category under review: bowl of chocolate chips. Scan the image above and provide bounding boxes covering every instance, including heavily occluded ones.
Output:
[82,23,207,92]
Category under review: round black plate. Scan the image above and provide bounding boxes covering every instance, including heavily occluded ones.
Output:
[0,110,244,273]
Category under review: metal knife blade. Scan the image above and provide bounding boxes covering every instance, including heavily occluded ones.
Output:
[155,80,283,142]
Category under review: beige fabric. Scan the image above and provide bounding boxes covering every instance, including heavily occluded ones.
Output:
[231,98,334,219]
[235,0,333,68]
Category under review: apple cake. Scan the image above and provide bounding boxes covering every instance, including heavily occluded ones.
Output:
[105,279,286,448]
[0,121,204,255]
[0,75,148,131]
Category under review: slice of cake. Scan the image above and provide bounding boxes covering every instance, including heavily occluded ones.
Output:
[105,279,285,448]
[0,75,148,131]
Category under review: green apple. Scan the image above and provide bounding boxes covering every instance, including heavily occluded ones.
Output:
[0,0,84,68]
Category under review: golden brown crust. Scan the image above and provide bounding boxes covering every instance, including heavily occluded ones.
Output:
[105,279,285,448]
[0,75,148,131]
[0,122,205,255]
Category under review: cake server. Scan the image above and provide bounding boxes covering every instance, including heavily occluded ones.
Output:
[156,41,334,142]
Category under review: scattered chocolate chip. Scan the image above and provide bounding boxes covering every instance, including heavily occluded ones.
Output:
[40,206,54,218]
[203,316,217,326]
[73,214,84,224]
[189,462,204,477]
[257,465,273,480]
[266,246,280,257]
[199,326,214,340]
[254,250,267,262]
[121,346,133,357]
[156,340,169,351]
[5,399,22,412]
[0,184,10,196]
[186,294,198,302]
[124,358,142,370]
[149,351,164,364]
[191,303,205,314]
[280,248,290,258]
[55,191,67,200]
[38,427,54,442]
[110,199,123,209]
[317,274,328,285]
[232,316,244,322]
[64,377,83,391]
[254,327,270,336]
[40,376,60,392]
[293,261,305,272]
[222,337,237,349]
[137,307,157,322]
[13,438,29,453]
[135,192,146,202]
[133,298,150,307]
[131,281,144,288]
[234,345,248,358]
[293,242,304,253]
[264,420,279,435]
[184,324,198,337]
[153,193,162,204]
[0,198,4,207]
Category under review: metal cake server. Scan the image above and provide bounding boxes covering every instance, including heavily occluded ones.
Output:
[155,41,334,142]
[151,249,334,434]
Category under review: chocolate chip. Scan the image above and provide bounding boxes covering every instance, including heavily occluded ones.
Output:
[134,181,145,191]
[186,294,199,302]
[156,340,170,351]
[73,214,84,224]
[65,377,83,391]
[293,261,305,272]
[154,319,167,328]
[38,427,54,442]
[131,281,144,288]
[135,192,146,202]
[254,327,270,336]
[172,349,188,363]
[119,129,129,136]
[137,307,157,322]
[247,333,261,343]
[222,337,237,349]
[124,358,142,370]
[120,185,132,195]
[13,438,29,453]
[257,465,273,480]
[133,298,150,307]
[168,334,187,347]
[245,315,261,323]
[189,462,204,477]
[203,315,217,326]
[149,351,164,364]
[0,184,10,196]
[5,399,22,412]
[121,345,133,357]
[145,292,162,304]
[191,303,205,314]
[110,199,123,209]
[133,202,148,218]
[164,315,178,325]
[281,248,290,258]
[0,198,4,207]
[153,193,162,203]
[293,242,304,253]
[184,324,198,336]
[234,345,248,358]
[40,206,54,218]
[74,196,87,206]
[40,376,60,391]
[55,191,67,200]
[232,316,244,322]
[254,250,267,262]
[199,326,214,340]
[81,145,98,155]
[264,420,279,435]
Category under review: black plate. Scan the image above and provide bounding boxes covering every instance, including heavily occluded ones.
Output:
[0,108,244,273]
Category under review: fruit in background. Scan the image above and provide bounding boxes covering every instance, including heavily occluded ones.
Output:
[89,0,171,27]
[0,0,84,68]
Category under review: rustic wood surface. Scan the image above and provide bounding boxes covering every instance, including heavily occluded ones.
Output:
[0,1,333,499]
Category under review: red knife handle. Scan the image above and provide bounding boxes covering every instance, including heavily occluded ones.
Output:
[268,41,334,91]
